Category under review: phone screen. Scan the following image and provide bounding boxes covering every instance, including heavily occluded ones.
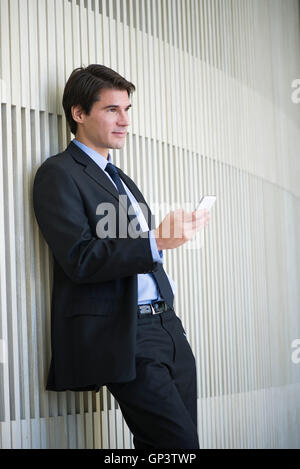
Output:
[196,195,216,211]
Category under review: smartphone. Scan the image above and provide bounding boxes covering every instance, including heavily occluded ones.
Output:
[196,195,216,212]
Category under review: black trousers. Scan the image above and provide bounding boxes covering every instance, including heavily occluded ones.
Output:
[107,307,199,449]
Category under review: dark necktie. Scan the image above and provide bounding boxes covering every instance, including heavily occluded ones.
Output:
[105,162,174,309]
[105,162,140,231]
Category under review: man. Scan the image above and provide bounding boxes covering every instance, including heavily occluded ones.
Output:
[33,64,210,449]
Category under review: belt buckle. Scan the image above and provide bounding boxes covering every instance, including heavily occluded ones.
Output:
[151,303,158,315]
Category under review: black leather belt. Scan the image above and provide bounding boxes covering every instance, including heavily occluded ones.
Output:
[137,300,169,315]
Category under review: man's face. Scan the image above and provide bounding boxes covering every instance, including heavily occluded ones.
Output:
[72,88,131,158]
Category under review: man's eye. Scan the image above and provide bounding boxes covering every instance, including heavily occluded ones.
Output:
[108,108,131,112]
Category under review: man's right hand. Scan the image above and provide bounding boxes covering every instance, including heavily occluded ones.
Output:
[153,208,211,250]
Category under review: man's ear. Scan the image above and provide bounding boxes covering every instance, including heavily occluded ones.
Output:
[71,104,85,125]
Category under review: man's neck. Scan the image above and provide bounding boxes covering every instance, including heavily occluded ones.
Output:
[74,136,109,159]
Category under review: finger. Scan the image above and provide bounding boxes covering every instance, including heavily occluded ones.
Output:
[193,209,210,220]
[193,216,210,230]
[191,213,210,225]
[191,220,206,231]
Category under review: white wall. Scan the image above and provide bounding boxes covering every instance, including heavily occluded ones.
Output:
[0,0,300,448]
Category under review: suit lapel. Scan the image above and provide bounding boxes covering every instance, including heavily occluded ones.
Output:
[67,141,156,229]
[117,168,156,230]
[116,168,146,206]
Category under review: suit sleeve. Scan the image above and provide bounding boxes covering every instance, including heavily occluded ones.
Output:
[33,161,157,283]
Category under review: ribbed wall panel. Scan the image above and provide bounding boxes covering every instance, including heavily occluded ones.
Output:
[0,0,300,448]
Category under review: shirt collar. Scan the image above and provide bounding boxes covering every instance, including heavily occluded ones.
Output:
[72,138,112,171]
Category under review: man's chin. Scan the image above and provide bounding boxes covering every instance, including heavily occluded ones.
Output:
[111,140,126,150]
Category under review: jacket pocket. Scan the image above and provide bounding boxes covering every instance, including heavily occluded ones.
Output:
[65,298,115,317]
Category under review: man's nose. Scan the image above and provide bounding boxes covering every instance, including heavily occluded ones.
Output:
[117,111,130,126]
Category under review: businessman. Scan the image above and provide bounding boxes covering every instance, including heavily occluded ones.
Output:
[33,64,210,449]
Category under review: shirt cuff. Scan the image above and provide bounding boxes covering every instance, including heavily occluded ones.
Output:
[149,230,163,264]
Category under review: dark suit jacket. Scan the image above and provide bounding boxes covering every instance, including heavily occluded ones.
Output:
[33,141,165,392]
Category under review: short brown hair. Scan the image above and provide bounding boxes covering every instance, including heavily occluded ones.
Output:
[62,64,136,135]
